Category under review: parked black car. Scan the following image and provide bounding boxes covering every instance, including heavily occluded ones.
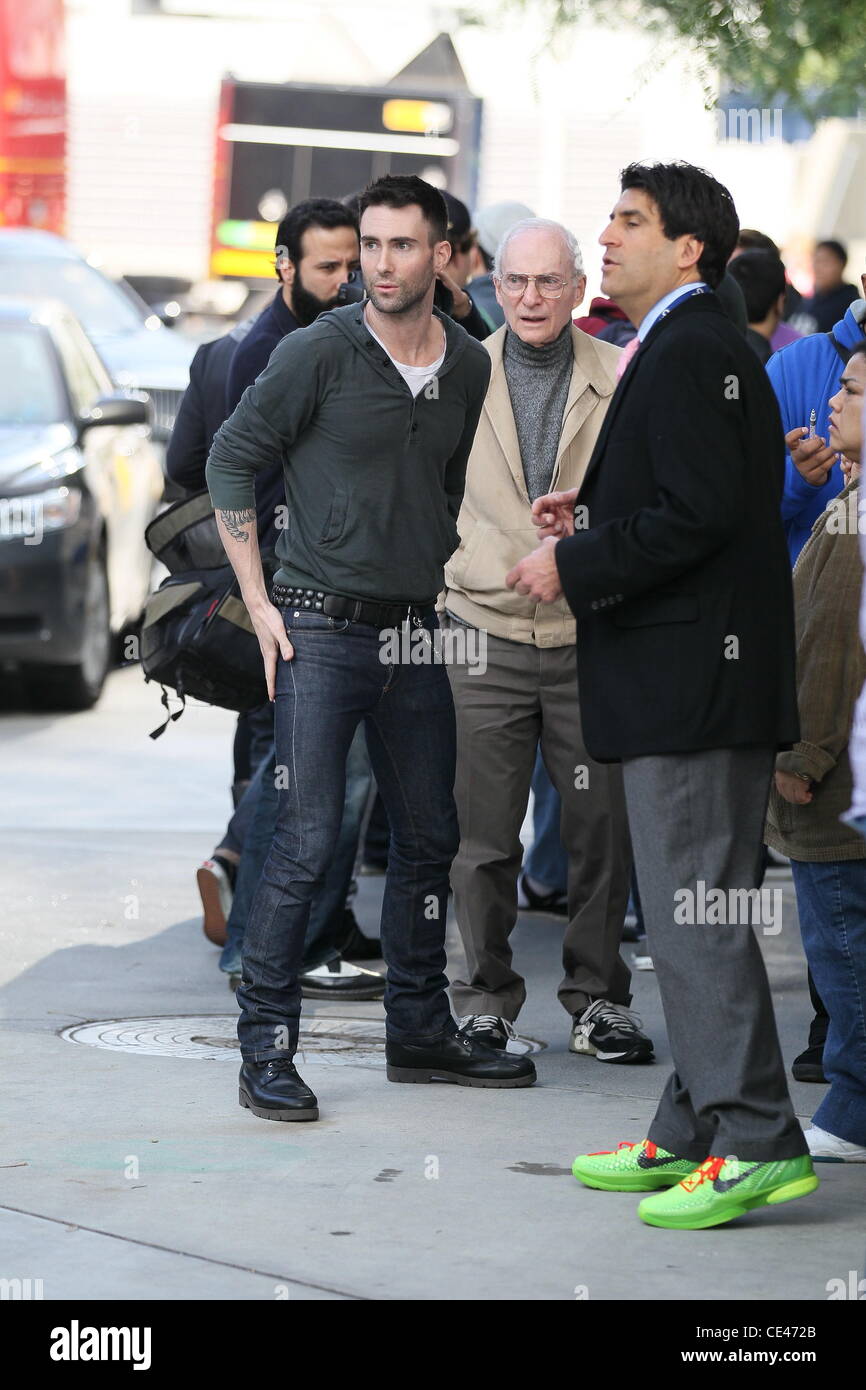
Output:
[0,298,163,708]
[0,230,194,445]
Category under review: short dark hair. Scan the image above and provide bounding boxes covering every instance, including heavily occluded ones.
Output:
[816,238,848,267]
[274,198,359,279]
[736,228,779,256]
[848,337,866,365]
[358,174,448,246]
[727,250,787,323]
[619,160,739,289]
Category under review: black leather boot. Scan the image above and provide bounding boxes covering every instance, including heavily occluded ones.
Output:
[386,1028,536,1087]
[239,1058,319,1121]
[339,908,383,961]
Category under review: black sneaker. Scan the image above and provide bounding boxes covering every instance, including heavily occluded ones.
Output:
[458,1014,516,1050]
[517,871,568,919]
[569,999,654,1064]
[791,1043,827,1084]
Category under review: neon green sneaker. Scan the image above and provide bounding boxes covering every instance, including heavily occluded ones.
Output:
[572,1139,698,1192]
[638,1154,819,1229]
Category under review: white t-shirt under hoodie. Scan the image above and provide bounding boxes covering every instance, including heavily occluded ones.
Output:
[364,320,446,398]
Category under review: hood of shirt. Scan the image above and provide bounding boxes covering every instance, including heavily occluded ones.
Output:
[313,300,474,387]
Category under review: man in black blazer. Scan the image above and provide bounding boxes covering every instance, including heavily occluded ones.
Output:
[508,161,817,1230]
[165,326,251,495]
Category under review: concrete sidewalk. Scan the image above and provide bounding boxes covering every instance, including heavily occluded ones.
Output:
[1,668,863,1301]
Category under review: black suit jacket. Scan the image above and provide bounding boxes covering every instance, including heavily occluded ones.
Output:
[166,309,283,546]
[555,292,799,762]
[165,332,239,491]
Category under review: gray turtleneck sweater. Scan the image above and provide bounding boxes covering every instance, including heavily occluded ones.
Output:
[502,324,573,502]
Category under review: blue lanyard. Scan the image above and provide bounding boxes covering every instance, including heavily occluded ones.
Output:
[654,284,710,325]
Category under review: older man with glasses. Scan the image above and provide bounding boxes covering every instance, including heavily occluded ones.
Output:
[442,218,645,1063]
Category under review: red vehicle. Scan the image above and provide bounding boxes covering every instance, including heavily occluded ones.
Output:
[0,0,65,233]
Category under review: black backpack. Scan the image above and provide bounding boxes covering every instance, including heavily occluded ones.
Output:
[140,492,274,736]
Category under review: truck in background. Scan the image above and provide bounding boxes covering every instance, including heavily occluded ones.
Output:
[0,0,65,233]
[210,68,481,286]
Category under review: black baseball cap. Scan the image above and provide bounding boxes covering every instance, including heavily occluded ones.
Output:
[442,191,472,242]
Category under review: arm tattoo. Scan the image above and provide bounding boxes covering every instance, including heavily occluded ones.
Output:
[218,508,256,543]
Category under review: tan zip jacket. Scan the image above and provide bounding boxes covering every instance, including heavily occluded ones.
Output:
[443,322,621,646]
[765,479,866,861]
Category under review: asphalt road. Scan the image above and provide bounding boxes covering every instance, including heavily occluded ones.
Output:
[1,665,863,1302]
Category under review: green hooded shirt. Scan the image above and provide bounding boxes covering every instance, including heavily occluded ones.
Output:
[206,301,491,604]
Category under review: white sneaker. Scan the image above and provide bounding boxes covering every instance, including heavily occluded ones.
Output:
[804,1124,866,1162]
[298,958,385,1000]
[569,999,654,1063]
[459,1015,541,1057]
[632,948,654,971]
[196,856,234,946]
[458,1015,517,1050]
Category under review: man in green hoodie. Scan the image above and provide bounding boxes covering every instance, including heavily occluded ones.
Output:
[206,175,536,1121]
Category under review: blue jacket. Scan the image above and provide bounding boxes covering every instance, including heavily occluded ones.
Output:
[224,290,299,546]
[165,317,254,492]
[225,289,299,416]
[767,298,866,563]
[466,273,504,332]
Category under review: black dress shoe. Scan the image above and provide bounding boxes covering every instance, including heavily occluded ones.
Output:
[791,1043,827,1084]
[360,858,387,876]
[239,1059,319,1121]
[340,908,382,961]
[517,871,568,919]
[299,957,385,1000]
[386,1028,536,1087]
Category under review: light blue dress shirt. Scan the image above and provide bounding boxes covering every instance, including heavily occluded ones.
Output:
[637,281,709,341]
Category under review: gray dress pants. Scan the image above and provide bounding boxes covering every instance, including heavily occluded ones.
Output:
[447,627,632,1020]
[622,746,807,1162]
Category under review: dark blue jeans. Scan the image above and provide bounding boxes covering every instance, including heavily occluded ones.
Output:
[219,722,373,976]
[220,703,275,855]
[791,857,866,1146]
[236,609,459,1061]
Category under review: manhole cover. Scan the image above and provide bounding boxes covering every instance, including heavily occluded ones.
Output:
[59,1016,545,1064]
[60,1015,386,1066]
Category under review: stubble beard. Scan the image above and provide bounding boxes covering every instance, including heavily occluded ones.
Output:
[365,273,432,317]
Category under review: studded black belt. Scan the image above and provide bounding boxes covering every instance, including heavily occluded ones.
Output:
[272,583,436,629]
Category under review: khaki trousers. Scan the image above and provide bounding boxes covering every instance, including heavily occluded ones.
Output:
[446,624,632,1020]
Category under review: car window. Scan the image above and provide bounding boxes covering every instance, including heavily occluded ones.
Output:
[51,317,111,414]
[0,259,145,334]
[0,326,65,424]
[64,316,115,396]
